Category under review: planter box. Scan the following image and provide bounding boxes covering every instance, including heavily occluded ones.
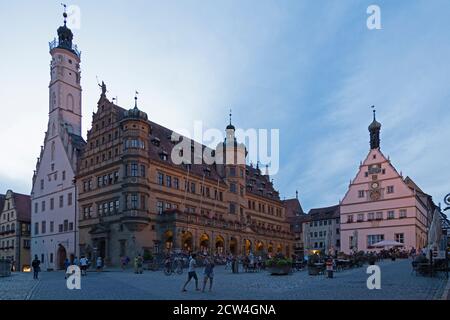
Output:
[268,265,291,275]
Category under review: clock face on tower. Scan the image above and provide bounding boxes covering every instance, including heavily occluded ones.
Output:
[371,182,379,189]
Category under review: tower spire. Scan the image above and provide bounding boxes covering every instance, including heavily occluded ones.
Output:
[368,106,381,149]
[134,91,139,108]
[61,3,67,26]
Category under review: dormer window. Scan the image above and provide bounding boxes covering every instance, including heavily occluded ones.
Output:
[159,151,168,161]
[151,137,161,147]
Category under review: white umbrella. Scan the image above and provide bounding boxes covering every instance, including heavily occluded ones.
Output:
[371,240,404,248]
[427,207,442,252]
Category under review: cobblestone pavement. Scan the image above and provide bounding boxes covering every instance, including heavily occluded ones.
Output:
[0,273,39,300]
[0,259,447,300]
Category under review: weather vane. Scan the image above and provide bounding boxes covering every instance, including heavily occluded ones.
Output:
[61,3,67,26]
[135,91,139,108]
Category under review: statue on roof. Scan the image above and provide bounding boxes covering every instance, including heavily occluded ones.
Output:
[99,81,107,96]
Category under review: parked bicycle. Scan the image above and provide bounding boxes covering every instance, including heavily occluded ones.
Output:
[164,257,183,275]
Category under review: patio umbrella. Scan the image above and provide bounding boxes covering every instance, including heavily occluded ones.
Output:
[371,240,404,248]
[427,207,442,252]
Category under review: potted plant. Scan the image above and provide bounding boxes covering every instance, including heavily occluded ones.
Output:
[266,254,292,275]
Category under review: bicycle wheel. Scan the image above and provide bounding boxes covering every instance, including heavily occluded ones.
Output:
[164,267,172,276]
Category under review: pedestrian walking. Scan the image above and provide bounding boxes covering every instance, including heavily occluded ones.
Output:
[96,256,103,272]
[134,254,143,274]
[31,255,41,280]
[182,253,199,292]
[64,258,71,279]
[79,256,88,276]
[202,256,215,292]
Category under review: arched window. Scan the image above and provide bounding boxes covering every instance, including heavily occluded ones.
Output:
[66,94,74,111]
[51,141,55,161]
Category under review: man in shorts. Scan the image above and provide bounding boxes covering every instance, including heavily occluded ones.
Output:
[182,253,199,292]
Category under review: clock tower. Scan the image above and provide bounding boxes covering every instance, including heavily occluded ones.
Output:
[31,9,85,270]
[339,109,432,254]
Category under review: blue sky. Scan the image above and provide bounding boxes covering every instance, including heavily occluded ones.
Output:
[0,1,449,214]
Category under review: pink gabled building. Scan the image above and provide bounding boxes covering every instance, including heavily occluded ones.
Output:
[340,110,434,254]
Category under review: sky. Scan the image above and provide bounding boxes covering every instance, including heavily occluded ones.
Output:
[0,0,449,215]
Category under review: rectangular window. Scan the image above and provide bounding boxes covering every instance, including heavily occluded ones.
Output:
[69,222,74,231]
[40,179,44,190]
[314,232,318,237]
[34,202,38,214]
[229,167,236,177]
[190,182,196,194]
[59,224,63,233]
[97,176,102,187]
[157,201,163,214]
[68,193,73,206]
[63,220,68,232]
[229,203,236,214]
[131,163,138,177]
[115,200,120,212]
[357,214,364,222]
[97,204,103,216]
[50,253,54,263]
[319,231,323,237]
[157,172,164,186]
[41,221,46,234]
[166,176,172,188]
[41,254,45,264]
[140,165,146,178]
[395,233,404,244]
[376,212,383,220]
[230,183,237,193]
[23,239,30,249]
[50,221,54,233]
[368,212,375,221]
[62,171,66,181]
[114,171,119,183]
[347,215,353,223]
[34,222,39,235]
[387,210,395,219]
[387,186,394,194]
[59,195,64,208]
[50,198,54,210]
[131,194,138,209]
[173,177,179,189]
[399,209,407,218]
[358,190,365,198]
[310,232,313,238]
[41,201,45,212]
[367,234,384,246]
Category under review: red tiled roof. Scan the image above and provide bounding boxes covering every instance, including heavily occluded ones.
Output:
[12,192,31,222]
[283,198,304,218]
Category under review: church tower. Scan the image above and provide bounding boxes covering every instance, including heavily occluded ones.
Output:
[48,9,82,136]
[31,8,85,270]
